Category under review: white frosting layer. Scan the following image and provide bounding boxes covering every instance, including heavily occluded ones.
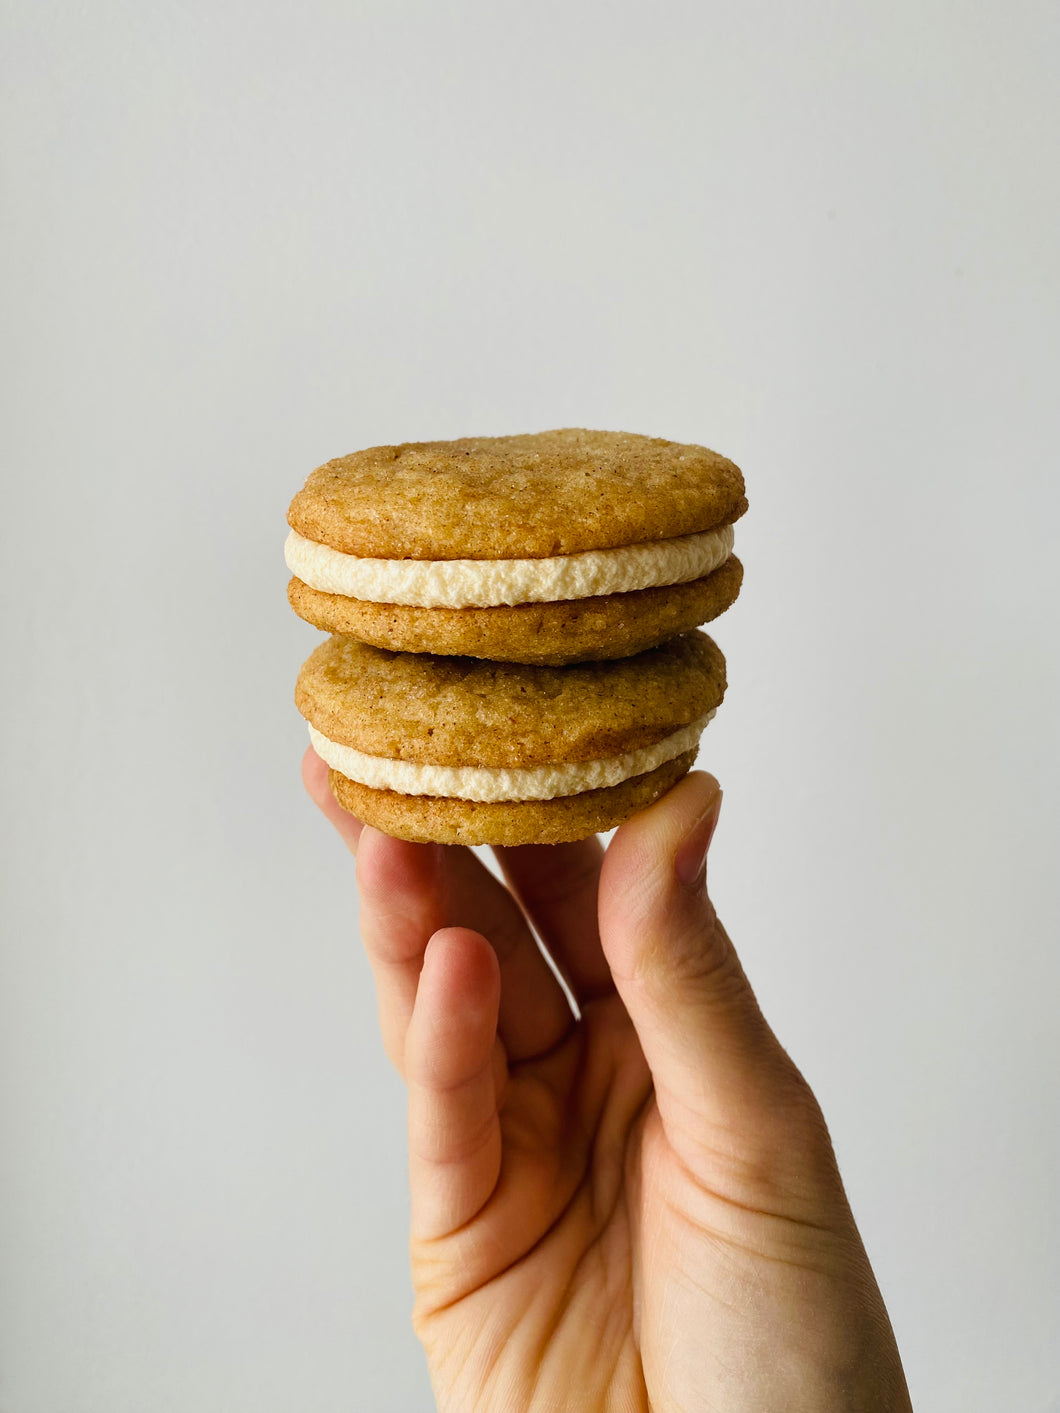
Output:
[285,524,734,608]
[308,713,713,803]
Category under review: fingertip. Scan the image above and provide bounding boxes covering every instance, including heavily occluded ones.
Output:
[352,821,387,868]
[602,771,722,912]
[674,781,723,889]
[422,927,501,1013]
[648,770,722,841]
[622,770,721,843]
[355,826,443,903]
[409,928,500,1089]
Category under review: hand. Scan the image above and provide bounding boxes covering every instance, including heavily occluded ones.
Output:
[303,749,912,1412]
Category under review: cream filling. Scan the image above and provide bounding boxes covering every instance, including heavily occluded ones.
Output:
[285,524,734,608]
[307,712,713,803]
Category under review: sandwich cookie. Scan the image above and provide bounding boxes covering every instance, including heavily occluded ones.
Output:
[286,428,745,665]
[296,631,726,845]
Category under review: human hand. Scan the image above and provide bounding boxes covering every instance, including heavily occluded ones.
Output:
[303,749,912,1412]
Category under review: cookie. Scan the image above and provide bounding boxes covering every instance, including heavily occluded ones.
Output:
[327,754,700,847]
[287,555,743,666]
[286,429,745,664]
[296,632,726,845]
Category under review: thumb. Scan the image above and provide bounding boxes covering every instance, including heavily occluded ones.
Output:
[599,772,794,1144]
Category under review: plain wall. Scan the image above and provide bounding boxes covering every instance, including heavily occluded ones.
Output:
[2,2,1058,1409]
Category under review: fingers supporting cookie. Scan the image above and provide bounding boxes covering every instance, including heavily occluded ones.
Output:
[495,838,613,1006]
[356,828,448,1070]
[306,750,576,1066]
[441,848,576,1061]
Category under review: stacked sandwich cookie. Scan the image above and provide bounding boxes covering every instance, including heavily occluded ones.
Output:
[285,428,745,845]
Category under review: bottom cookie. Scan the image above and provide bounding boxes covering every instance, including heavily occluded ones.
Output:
[289,557,743,665]
[328,750,699,846]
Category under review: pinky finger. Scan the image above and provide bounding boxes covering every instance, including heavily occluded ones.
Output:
[406,928,504,1241]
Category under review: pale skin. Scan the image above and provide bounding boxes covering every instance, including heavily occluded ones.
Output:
[303,749,913,1412]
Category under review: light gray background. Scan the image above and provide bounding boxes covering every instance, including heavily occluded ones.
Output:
[2,2,1058,1409]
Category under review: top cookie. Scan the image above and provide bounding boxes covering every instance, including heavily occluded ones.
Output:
[287,428,746,559]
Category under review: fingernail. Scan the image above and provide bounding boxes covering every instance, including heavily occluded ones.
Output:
[674,792,722,888]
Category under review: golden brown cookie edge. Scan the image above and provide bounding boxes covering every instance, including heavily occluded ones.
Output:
[327,750,699,846]
[287,428,746,558]
[288,556,742,665]
[296,633,726,767]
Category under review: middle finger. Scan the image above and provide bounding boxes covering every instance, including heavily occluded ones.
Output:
[495,837,615,1006]
[357,829,574,1068]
